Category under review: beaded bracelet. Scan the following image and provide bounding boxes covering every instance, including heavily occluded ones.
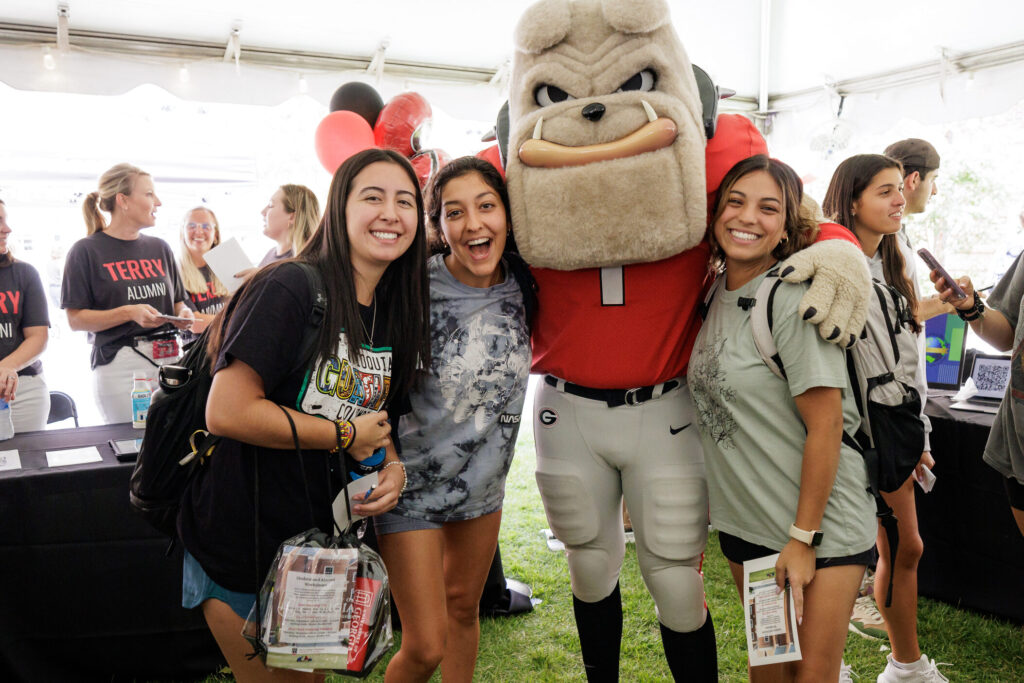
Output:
[956,294,986,322]
[329,419,356,454]
[381,460,408,496]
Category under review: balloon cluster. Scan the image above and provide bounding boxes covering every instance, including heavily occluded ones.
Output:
[315,83,451,189]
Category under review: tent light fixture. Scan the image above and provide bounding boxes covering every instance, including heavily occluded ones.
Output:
[298,74,308,93]
[42,47,56,70]
[179,64,190,83]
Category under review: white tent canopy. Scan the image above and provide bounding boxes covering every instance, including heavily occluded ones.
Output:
[2,0,1024,121]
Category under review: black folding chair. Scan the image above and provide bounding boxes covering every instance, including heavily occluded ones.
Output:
[47,391,79,428]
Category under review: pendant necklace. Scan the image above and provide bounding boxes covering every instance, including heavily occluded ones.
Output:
[360,298,377,346]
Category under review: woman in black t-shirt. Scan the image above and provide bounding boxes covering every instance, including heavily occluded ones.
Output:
[61,163,193,424]
[0,200,50,433]
[181,149,430,680]
[178,206,227,336]
[258,184,320,267]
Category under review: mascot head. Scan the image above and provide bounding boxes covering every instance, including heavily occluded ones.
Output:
[507,0,707,270]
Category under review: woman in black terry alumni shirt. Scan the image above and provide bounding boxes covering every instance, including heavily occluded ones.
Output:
[0,200,50,432]
[181,149,430,680]
[61,163,193,424]
[178,206,227,337]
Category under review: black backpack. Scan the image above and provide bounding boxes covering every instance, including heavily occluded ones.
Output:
[129,262,327,538]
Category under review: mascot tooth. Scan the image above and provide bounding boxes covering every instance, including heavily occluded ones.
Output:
[507,0,871,679]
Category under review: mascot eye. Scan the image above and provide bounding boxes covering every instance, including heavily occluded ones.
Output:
[534,84,575,107]
[616,69,656,93]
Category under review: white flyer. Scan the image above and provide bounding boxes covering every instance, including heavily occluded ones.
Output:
[46,447,103,467]
[279,570,349,644]
[743,553,802,666]
[332,471,379,530]
[0,449,21,471]
[202,237,254,293]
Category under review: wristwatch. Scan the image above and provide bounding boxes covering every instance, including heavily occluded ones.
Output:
[788,524,823,547]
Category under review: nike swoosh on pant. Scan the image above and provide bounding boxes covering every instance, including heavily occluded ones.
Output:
[669,424,691,435]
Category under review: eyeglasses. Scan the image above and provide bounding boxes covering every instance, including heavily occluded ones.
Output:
[186,223,215,232]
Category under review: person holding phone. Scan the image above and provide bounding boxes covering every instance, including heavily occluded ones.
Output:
[178,149,430,681]
[933,251,1024,539]
[690,155,876,682]
[823,154,945,682]
[61,163,193,424]
[0,200,50,433]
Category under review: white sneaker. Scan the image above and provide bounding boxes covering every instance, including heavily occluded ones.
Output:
[849,595,887,640]
[876,654,950,682]
[839,660,858,682]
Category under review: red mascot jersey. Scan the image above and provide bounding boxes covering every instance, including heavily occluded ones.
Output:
[530,244,712,389]
[530,224,857,389]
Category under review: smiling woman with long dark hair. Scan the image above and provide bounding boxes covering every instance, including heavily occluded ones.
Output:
[178,148,430,681]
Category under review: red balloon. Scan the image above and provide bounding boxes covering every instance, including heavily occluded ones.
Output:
[374,92,432,158]
[314,111,375,174]
[475,145,505,180]
[409,149,451,190]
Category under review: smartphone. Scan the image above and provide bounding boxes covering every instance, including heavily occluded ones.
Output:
[158,314,192,323]
[109,438,143,462]
[917,248,967,300]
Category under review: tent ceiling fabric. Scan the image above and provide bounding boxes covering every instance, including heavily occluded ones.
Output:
[2,0,1023,111]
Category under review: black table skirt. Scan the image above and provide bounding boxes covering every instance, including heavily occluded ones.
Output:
[0,423,222,681]
[918,394,1024,623]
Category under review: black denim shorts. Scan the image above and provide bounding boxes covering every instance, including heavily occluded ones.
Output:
[718,531,872,569]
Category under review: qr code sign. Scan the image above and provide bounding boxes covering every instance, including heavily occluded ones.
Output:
[976,363,1010,393]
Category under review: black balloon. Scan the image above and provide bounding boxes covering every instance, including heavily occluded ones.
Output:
[329,82,384,128]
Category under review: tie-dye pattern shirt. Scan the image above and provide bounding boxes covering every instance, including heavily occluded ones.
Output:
[396,254,531,521]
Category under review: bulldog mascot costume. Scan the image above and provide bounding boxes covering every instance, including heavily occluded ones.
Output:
[506,0,870,679]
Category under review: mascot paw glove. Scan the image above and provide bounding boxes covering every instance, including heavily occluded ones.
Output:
[778,239,871,347]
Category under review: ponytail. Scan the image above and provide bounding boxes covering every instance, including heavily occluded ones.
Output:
[82,191,106,235]
[83,162,149,236]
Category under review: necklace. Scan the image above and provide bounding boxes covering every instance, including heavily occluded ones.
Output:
[360,297,377,345]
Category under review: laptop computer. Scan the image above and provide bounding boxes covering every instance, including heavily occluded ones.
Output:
[950,352,1012,414]
[925,313,968,392]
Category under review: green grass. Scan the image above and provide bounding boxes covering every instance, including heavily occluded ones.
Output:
[206,410,1024,681]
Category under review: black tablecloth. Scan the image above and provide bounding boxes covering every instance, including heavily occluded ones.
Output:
[918,394,1024,623]
[0,423,222,682]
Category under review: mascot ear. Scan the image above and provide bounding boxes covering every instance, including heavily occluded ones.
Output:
[600,0,670,34]
[514,0,572,54]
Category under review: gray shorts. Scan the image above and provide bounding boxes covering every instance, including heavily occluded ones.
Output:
[373,509,443,536]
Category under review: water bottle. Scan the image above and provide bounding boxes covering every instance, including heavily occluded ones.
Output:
[346,446,386,481]
[131,372,152,429]
[151,364,191,406]
[0,399,13,440]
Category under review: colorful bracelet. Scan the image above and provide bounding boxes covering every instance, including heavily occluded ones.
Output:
[381,460,408,496]
[330,419,356,453]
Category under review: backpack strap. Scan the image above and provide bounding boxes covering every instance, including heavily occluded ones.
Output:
[749,268,787,380]
[698,275,721,321]
[289,262,328,374]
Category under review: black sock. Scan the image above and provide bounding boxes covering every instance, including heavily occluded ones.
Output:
[660,610,717,682]
[572,584,622,682]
